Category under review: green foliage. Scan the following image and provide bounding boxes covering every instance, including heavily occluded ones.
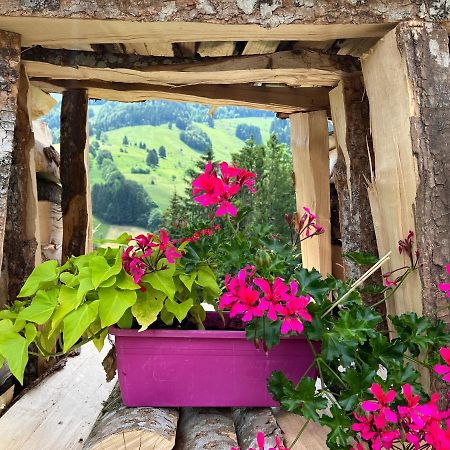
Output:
[342,251,379,266]
[235,123,262,144]
[0,238,221,384]
[179,124,212,153]
[146,149,159,167]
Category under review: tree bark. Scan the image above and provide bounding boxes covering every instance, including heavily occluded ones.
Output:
[0,30,20,282]
[329,76,385,312]
[232,408,284,450]
[83,384,179,450]
[60,89,89,262]
[4,65,40,302]
[175,408,238,450]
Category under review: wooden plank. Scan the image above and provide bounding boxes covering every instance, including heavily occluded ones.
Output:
[197,41,236,57]
[329,77,383,307]
[124,42,174,57]
[32,79,331,113]
[293,40,335,51]
[83,384,179,450]
[22,48,359,88]
[174,42,197,57]
[4,65,41,304]
[242,41,279,55]
[361,26,423,319]
[337,38,379,56]
[274,410,328,449]
[60,89,89,262]
[30,85,57,120]
[0,16,395,47]
[0,344,115,450]
[175,408,238,449]
[0,30,20,282]
[291,110,332,276]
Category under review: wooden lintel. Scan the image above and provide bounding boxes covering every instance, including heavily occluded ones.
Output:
[31,78,331,113]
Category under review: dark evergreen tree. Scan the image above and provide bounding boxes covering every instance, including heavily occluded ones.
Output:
[158,145,167,158]
[122,135,129,145]
[146,149,159,167]
[235,124,262,144]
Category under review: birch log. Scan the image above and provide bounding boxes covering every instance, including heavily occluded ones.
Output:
[83,384,179,450]
[175,408,238,450]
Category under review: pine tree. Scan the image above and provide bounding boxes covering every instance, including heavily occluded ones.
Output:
[158,145,167,158]
[146,149,159,167]
[122,135,129,145]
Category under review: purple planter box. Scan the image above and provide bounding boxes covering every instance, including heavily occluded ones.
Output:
[110,319,319,407]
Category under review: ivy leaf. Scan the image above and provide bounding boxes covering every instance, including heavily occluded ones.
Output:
[391,313,434,356]
[89,256,112,288]
[142,267,176,300]
[268,370,290,401]
[63,301,99,353]
[98,287,137,328]
[50,285,81,335]
[367,334,406,367]
[0,320,34,384]
[77,267,95,302]
[131,289,165,331]
[196,265,220,295]
[294,268,334,304]
[160,306,174,326]
[180,272,197,292]
[343,251,379,266]
[304,314,326,341]
[17,288,59,324]
[165,298,194,323]
[322,331,358,368]
[59,272,79,287]
[339,364,377,411]
[320,404,353,448]
[17,260,59,298]
[115,270,140,290]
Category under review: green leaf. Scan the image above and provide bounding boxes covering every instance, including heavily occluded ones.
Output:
[0,320,31,384]
[319,404,352,447]
[180,272,197,292]
[294,268,334,304]
[17,260,59,298]
[98,287,137,328]
[342,251,379,266]
[39,321,61,353]
[132,289,165,331]
[95,232,131,245]
[339,364,377,411]
[117,307,133,329]
[196,265,220,294]
[116,270,140,290]
[0,354,4,369]
[141,269,176,300]
[17,288,59,324]
[90,256,113,289]
[59,272,79,287]
[77,267,95,302]
[51,285,82,335]
[160,307,175,326]
[245,317,281,350]
[62,301,99,353]
[99,276,117,288]
[92,328,108,351]
[165,298,193,323]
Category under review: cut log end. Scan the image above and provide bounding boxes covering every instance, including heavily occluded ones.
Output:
[83,384,179,450]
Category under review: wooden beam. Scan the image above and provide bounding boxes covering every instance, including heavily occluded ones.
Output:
[242,41,280,55]
[22,48,360,88]
[60,89,89,262]
[197,41,236,57]
[329,77,384,310]
[337,38,379,57]
[174,42,197,57]
[123,42,174,57]
[30,85,57,120]
[31,79,331,113]
[4,65,41,303]
[0,16,398,48]
[291,110,332,276]
[0,30,20,283]
[363,22,450,396]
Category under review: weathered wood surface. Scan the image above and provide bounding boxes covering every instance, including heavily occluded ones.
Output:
[23,49,360,88]
[4,65,41,303]
[32,79,331,113]
[30,85,57,120]
[233,408,283,450]
[197,41,236,57]
[291,111,332,277]
[0,1,438,26]
[83,384,179,450]
[60,89,89,262]
[0,30,20,280]
[0,344,115,450]
[329,77,384,311]
[175,408,238,450]
[242,41,280,55]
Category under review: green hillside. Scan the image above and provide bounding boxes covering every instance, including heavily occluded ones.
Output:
[90,117,274,210]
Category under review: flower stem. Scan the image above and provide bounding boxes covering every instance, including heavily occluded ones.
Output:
[289,419,310,448]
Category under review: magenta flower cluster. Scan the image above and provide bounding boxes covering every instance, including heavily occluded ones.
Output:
[192,161,256,217]
[352,383,450,450]
[122,230,182,285]
[219,265,312,334]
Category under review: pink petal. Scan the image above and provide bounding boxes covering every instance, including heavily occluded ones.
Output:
[439,347,450,365]
[361,400,381,412]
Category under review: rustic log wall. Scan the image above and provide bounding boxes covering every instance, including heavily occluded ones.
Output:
[4,65,41,302]
[60,89,89,262]
[0,30,20,290]
[0,0,443,24]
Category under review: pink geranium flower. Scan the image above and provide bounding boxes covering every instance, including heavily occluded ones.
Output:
[362,384,397,423]
[231,432,288,450]
[253,277,289,320]
[434,347,450,383]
